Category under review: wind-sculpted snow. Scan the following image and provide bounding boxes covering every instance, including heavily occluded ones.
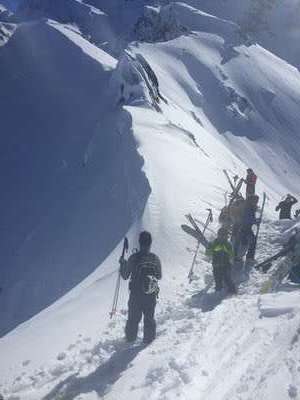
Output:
[16,0,122,55]
[0,20,150,336]
[1,1,300,399]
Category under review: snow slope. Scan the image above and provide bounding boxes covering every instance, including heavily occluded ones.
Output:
[0,2,300,399]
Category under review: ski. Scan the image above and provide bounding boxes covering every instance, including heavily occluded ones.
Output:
[186,209,213,282]
[184,214,210,248]
[181,224,209,249]
[254,247,289,272]
[260,260,292,294]
[223,170,244,203]
[223,169,235,191]
[252,192,266,259]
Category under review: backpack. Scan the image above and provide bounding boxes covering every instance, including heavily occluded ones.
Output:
[130,261,159,295]
[230,199,245,224]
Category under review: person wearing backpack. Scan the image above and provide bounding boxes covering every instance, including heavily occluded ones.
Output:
[120,231,162,344]
[206,227,236,294]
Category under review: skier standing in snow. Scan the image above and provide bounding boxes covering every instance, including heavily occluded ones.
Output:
[237,194,260,261]
[206,227,236,294]
[120,231,162,344]
[275,194,298,220]
[244,168,257,198]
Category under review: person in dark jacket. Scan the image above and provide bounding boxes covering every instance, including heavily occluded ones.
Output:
[120,231,162,344]
[207,227,236,294]
[276,194,298,220]
[244,168,257,198]
[238,194,260,261]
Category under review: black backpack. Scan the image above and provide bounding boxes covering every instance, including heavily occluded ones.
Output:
[130,261,159,295]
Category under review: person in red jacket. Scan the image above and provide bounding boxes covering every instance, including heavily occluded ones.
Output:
[244,168,257,198]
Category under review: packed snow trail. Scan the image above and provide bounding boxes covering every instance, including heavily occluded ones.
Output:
[1,219,300,400]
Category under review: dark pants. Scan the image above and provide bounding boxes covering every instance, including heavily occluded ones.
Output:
[213,264,236,294]
[246,185,255,198]
[239,226,256,259]
[289,265,300,283]
[231,223,241,257]
[125,292,156,343]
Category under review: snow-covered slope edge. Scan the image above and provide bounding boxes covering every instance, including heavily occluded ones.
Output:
[0,19,150,336]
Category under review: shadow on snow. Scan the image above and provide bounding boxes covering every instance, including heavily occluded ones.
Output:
[43,343,145,400]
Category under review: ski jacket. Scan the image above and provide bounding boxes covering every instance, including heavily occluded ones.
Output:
[230,199,245,225]
[246,172,257,186]
[207,239,233,267]
[276,197,298,219]
[245,173,257,196]
[120,251,162,295]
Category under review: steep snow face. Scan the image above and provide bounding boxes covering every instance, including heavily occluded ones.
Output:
[127,2,300,198]
[16,0,119,54]
[16,0,156,56]
[188,0,300,69]
[0,20,150,336]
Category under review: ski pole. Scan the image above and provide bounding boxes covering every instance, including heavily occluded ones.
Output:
[188,209,213,283]
[224,191,228,207]
[110,237,129,318]
[223,169,235,191]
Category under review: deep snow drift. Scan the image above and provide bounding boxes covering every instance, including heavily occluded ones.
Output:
[0,1,300,399]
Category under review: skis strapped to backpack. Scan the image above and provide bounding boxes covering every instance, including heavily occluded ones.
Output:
[185,210,213,283]
[223,170,244,203]
[251,192,266,260]
[185,213,210,248]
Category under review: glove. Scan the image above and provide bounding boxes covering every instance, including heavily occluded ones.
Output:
[119,257,126,265]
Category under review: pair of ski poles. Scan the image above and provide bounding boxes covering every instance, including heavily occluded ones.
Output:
[109,237,128,319]
[188,209,213,283]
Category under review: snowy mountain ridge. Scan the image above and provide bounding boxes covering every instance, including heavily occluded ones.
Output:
[0,1,300,399]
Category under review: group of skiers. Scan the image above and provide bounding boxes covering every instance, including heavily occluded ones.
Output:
[117,168,299,345]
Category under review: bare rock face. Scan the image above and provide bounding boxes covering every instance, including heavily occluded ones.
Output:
[134,4,187,43]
